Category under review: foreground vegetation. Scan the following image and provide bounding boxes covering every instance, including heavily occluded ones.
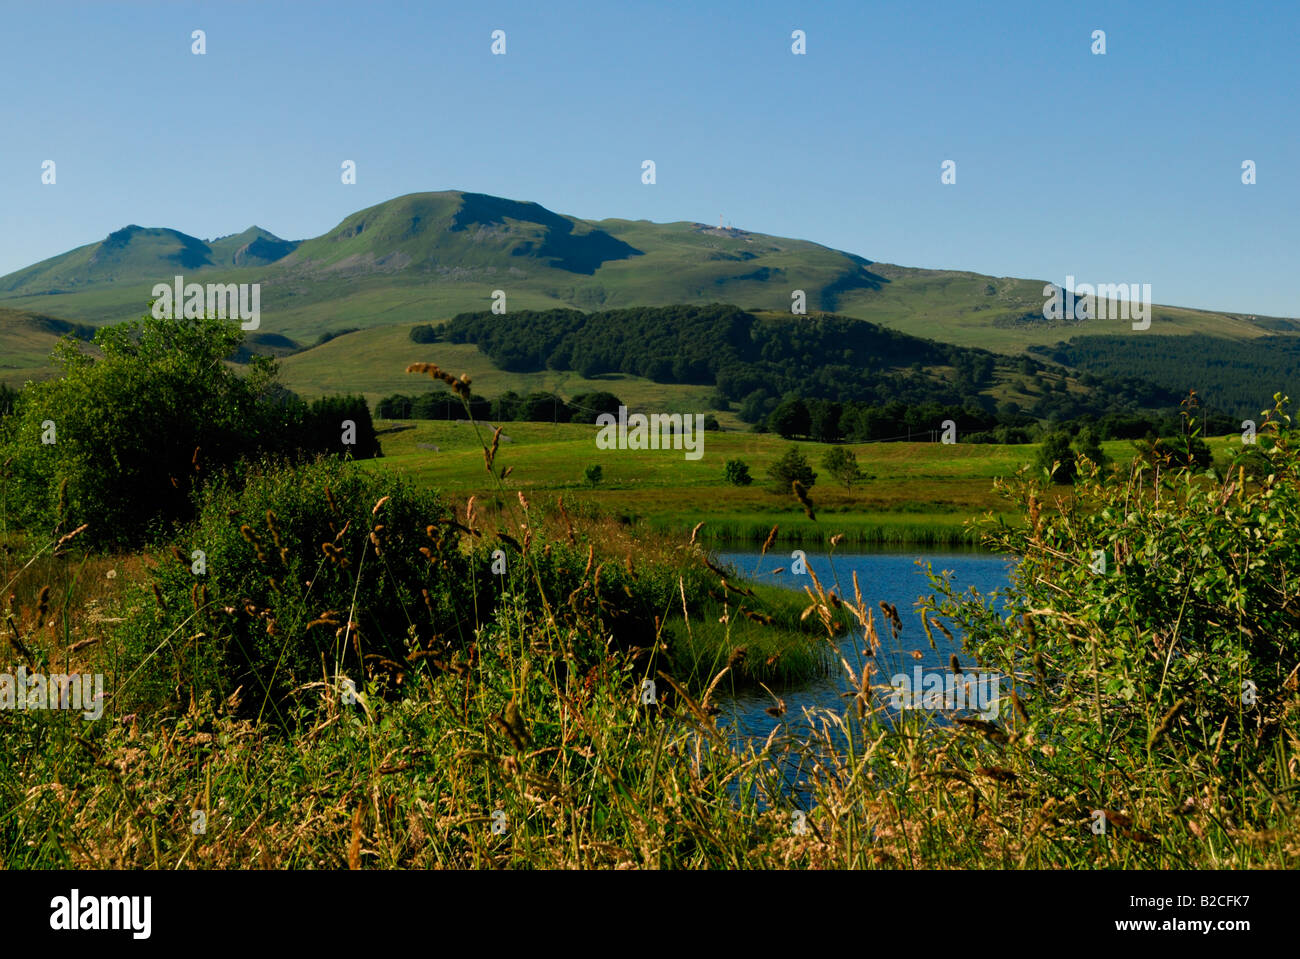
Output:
[0,315,1294,869]
[3,392,1297,868]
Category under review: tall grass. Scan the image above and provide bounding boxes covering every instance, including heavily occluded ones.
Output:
[0,372,1295,870]
[676,517,993,547]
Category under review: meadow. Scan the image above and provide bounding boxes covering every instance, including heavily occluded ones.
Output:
[363,416,1232,545]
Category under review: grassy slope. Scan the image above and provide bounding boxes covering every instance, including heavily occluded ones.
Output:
[273,311,1095,420]
[0,309,72,385]
[3,260,1262,356]
[3,191,1287,376]
[274,325,743,425]
[0,307,104,386]
[834,267,1275,352]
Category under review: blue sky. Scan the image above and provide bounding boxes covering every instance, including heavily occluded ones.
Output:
[2,0,1295,315]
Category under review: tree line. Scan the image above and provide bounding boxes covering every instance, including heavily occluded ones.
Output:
[377,389,631,424]
[1030,333,1300,420]
[432,304,1185,431]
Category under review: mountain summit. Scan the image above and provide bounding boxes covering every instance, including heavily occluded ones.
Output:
[284,192,642,276]
[0,190,1280,350]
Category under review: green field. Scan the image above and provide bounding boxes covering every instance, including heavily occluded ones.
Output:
[361,419,1230,545]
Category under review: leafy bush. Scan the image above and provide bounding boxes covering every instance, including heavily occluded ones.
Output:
[923,395,1300,842]
[821,446,865,489]
[766,446,816,494]
[568,392,623,424]
[470,533,713,666]
[723,459,753,486]
[116,457,476,717]
[1072,424,1107,470]
[0,313,380,549]
[1,315,280,546]
[584,464,603,487]
[1035,430,1076,483]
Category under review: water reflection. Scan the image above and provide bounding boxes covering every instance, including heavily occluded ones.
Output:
[713,548,1015,741]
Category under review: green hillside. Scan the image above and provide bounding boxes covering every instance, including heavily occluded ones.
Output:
[2,190,1285,367]
[276,324,736,423]
[0,307,97,385]
[276,300,1160,430]
[0,224,300,295]
[831,265,1284,351]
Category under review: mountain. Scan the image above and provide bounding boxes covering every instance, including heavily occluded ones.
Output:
[0,190,1292,361]
[0,225,300,295]
[282,192,642,276]
[208,227,300,268]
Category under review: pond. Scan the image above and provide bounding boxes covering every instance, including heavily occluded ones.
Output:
[713,546,1016,741]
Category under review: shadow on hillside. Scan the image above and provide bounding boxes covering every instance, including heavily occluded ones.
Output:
[452,193,643,275]
[819,253,890,311]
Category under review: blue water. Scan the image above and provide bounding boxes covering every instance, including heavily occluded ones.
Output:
[712,547,1016,741]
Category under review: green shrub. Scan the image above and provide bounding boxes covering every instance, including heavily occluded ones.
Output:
[1035,430,1076,482]
[568,392,623,424]
[0,313,381,549]
[924,395,1300,829]
[1072,424,1107,470]
[115,457,476,717]
[469,534,711,666]
[723,459,753,486]
[766,446,816,494]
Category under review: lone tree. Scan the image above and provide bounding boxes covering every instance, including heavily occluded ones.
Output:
[766,446,817,494]
[822,446,865,490]
[723,459,753,486]
[1036,430,1076,483]
[1072,425,1107,473]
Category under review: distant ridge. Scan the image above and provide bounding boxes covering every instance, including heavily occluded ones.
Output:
[0,190,1289,353]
